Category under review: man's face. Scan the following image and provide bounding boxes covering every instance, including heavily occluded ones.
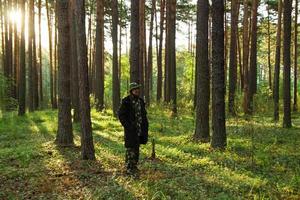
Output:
[132,88,140,96]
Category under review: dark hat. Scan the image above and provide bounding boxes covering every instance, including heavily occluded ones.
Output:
[129,82,142,91]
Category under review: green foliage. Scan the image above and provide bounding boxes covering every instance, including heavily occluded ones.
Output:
[1,107,299,199]
[176,51,195,108]
[0,73,17,112]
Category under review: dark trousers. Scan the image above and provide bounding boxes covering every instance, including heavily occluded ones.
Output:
[125,146,140,171]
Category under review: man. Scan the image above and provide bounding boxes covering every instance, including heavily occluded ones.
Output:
[118,82,149,175]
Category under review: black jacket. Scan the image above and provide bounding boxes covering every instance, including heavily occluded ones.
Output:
[118,95,149,148]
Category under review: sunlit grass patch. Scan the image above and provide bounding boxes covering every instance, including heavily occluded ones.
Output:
[0,107,300,199]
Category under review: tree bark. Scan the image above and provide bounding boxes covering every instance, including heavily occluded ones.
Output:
[69,0,80,122]
[112,0,120,116]
[32,0,39,109]
[194,0,210,142]
[293,0,298,111]
[56,0,74,146]
[38,0,43,103]
[211,0,226,149]
[54,13,58,109]
[248,0,259,113]
[74,0,96,160]
[146,0,156,106]
[156,0,165,101]
[130,0,140,83]
[13,0,19,100]
[283,0,292,128]
[242,0,251,114]
[267,4,272,90]
[274,0,282,122]
[167,0,177,114]
[139,0,146,97]
[228,0,238,115]
[95,0,105,111]
[28,0,34,112]
[164,1,170,103]
[46,0,54,109]
[18,0,26,116]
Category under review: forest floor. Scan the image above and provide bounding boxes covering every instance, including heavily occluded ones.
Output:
[0,106,300,199]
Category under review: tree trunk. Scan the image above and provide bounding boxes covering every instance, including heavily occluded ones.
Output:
[242,0,250,114]
[156,0,165,101]
[211,0,226,149]
[38,0,43,103]
[248,0,259,113]
[166,0,177,114]
[139,0,146,97]
[18,0,26,116]
[267,5,272,90]
[6,0,13,103]
[46,0,54,109]
[273,0,282,122]
[164,2,170,103]
[224,0,228,91]
[56,0,74,146]
[13,0,19,100]
[54,14,58,109]
[194,0,210,142]
[283,0,292,128]
[74,0,96,160]
[32,1,39,109]
[95,0,105,111]
[112,0,120,116]
[130,0,140,83]
[238,29,243,91]
[146,0,156,106]
[228,0,238,115]
[293,0,298,111]
[28,0,34,112]
[69,0,80,122]
[88,4,94,95]
[1,1,5,78]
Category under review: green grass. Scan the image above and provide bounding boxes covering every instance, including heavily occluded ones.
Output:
[0,106,299,199]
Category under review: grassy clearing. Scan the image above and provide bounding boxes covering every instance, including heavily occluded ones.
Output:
[0,106,299,199]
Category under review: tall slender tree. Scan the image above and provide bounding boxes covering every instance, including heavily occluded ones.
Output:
[293,0,298,111]
[95,0,105,111]
[164,0,170,103]
[74,0,96,160]
[54,13,58,109]
[32,0,39,109]
[248,0,259,112]
[283,0,292,128]
[69,0,80,122]
[243,0,251,114]
[38,0,43,103]
[228,0,238,115]
[18,0,26,116]
[139,0,146,96]
[156,0,165,101]
[13,0,19,101]
[130,0,140,83]
[6,0,13,103]
[112,0,120,116]
[145,0,156,106]
[194,0,210,142]
[166,0,177,114]
[267,3,272,90]
[28,0,34,112]
[211,0,226,149]
[56,0,74,146]
[46,0,55,109]
[274,0,282,122]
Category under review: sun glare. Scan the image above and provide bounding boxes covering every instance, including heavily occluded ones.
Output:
[8,9,22,28]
